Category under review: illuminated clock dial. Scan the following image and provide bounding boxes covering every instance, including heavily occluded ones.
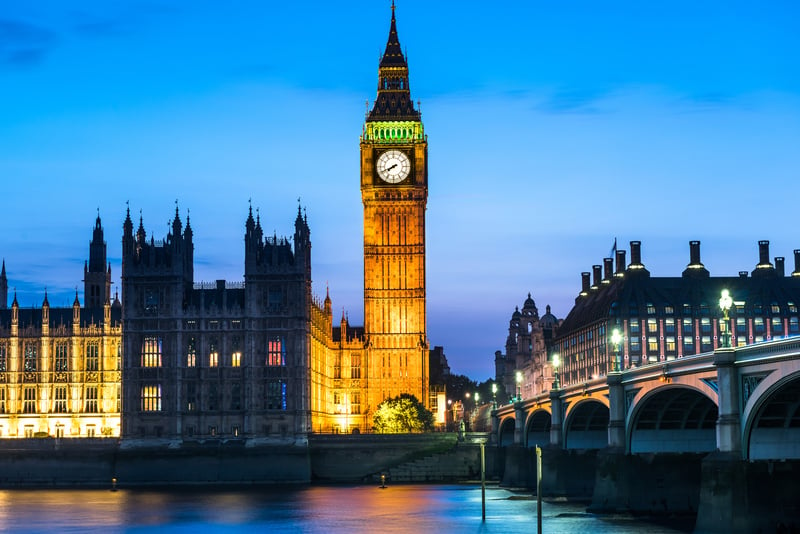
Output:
[376,150,411,184]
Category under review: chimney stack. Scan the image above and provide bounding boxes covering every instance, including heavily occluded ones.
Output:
[683,240,709,278]
[615,250,626,277]
[592,265,602,289]
[793,250,800,277]
[603,258,613,283]
[630,241,642,266]
[752,240,775,278]
[580,272,591,295]
[776,257,785,277]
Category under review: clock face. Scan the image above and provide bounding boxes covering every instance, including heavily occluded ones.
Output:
[376,150,411,184]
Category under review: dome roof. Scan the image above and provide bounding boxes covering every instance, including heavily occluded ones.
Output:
[540,304,558,328]
[511,306,521,320]
[522,292,536,310]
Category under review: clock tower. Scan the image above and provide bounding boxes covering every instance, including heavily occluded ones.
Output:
[361,3,429,410]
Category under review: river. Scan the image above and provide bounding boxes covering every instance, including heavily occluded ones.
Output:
[0,484,693,533]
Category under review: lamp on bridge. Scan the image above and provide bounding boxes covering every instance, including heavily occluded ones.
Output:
[515,371,523,402]
[491,382,497,409]
[552,353,561,390]
[719,289,733,348]
[611,328,623,372]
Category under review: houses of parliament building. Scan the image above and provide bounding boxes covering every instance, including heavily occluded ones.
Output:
[0,5,433,441]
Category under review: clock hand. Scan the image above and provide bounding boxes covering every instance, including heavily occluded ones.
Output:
[386,163,398,171]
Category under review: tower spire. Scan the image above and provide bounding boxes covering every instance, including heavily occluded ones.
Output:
[368,1,419,121]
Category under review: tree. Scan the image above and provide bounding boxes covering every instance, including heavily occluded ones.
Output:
[372,394,434,433]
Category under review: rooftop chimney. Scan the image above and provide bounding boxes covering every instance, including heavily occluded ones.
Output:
[592,265,602,289]
[739,271,749,278]
[602,258,613,283]
[794,250,800,277]
[776,257,785,277]
[627,241,650,277]
[683,240,709,278]
[752,240,775,278]
[615,250,626,277]
[580,272,591,295]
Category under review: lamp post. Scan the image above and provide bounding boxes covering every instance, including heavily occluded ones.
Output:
[515,371,522,402]
[492,382,497,409]
[552,353,560,390]
[719,289,733,348]
[611,328,623,372]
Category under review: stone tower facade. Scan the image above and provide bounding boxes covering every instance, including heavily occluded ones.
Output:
[360,4,429,410]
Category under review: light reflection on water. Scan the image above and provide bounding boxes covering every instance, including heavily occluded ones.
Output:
[0,485,690,533]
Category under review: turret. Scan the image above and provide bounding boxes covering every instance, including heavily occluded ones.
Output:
[85,212,111,308]
[0,260,7,309]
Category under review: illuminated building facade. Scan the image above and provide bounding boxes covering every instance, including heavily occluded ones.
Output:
[360,4,429,412]
[494,294,560,402]
[554,240,800,387]
[0,216,121,439]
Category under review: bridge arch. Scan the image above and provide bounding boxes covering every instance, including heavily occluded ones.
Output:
[744,371,800,460]
[498,416,515,447]
[628,385,717,453]
[525,409,551,448]
[564,399,609,449]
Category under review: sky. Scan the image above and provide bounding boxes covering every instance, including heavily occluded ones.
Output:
[1,1,799,380]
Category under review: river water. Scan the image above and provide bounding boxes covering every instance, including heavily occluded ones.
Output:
[0,484,692,533]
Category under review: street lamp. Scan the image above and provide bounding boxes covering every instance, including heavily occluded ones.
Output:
[611,328,623,372]
[515,371,523,401]
[719,289,733,348]
[491,382,497,408]
[552,353,560,390]
[475,392,480,404]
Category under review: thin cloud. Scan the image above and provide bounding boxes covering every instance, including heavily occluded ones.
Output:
[0,19,56,67]
[538,87,608,114]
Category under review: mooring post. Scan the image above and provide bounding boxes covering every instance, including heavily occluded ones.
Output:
[536,445,542,534]
[481,441,486,522]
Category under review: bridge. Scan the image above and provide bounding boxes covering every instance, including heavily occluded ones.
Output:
[490,337,800,533]
[493,336,800,459]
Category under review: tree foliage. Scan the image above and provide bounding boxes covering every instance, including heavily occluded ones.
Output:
[372,394,434,433]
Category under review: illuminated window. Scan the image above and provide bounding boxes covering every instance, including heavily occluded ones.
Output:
[350,353,361,379]
[647,318,658,333]
[267,337,286,366]
[789,302,798,314]
[736,318,747,334]
[664,306,674,315]
[790,317,799,334]
[266,380,287,410]
[629,321,640,334]
[23,386,36,413]
[87,425,96,438]
[629,336,640,352]
[665,336,676,352]
[646,303,656,315]
[141,385,161,412]
[209,339,219,367]
[24,343,37,372]
[333,354,341,378]
[0,343,5,372]
[701,336,712,352]
[683,336,695,353]
[116,385,121,412]
[187,381,197,412]
[0,389,5,413]
[55,342,68,371]
[85,386,98,413]
[232,352,241,367]
[647,337,658,352]
[771,303,781,314]
[141,337,162,368]
[86,342,99,371]
[24,426,35,438]
[772,317,783,334]
[700,318,711,333]
[187,337,196,368]
[54,386,68,413]
[351,392,361,415]
[754,317,765,333]
[683,304,692,315]
[665,318,675,334]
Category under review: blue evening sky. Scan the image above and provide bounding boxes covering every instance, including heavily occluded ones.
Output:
[1,1,799,379]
